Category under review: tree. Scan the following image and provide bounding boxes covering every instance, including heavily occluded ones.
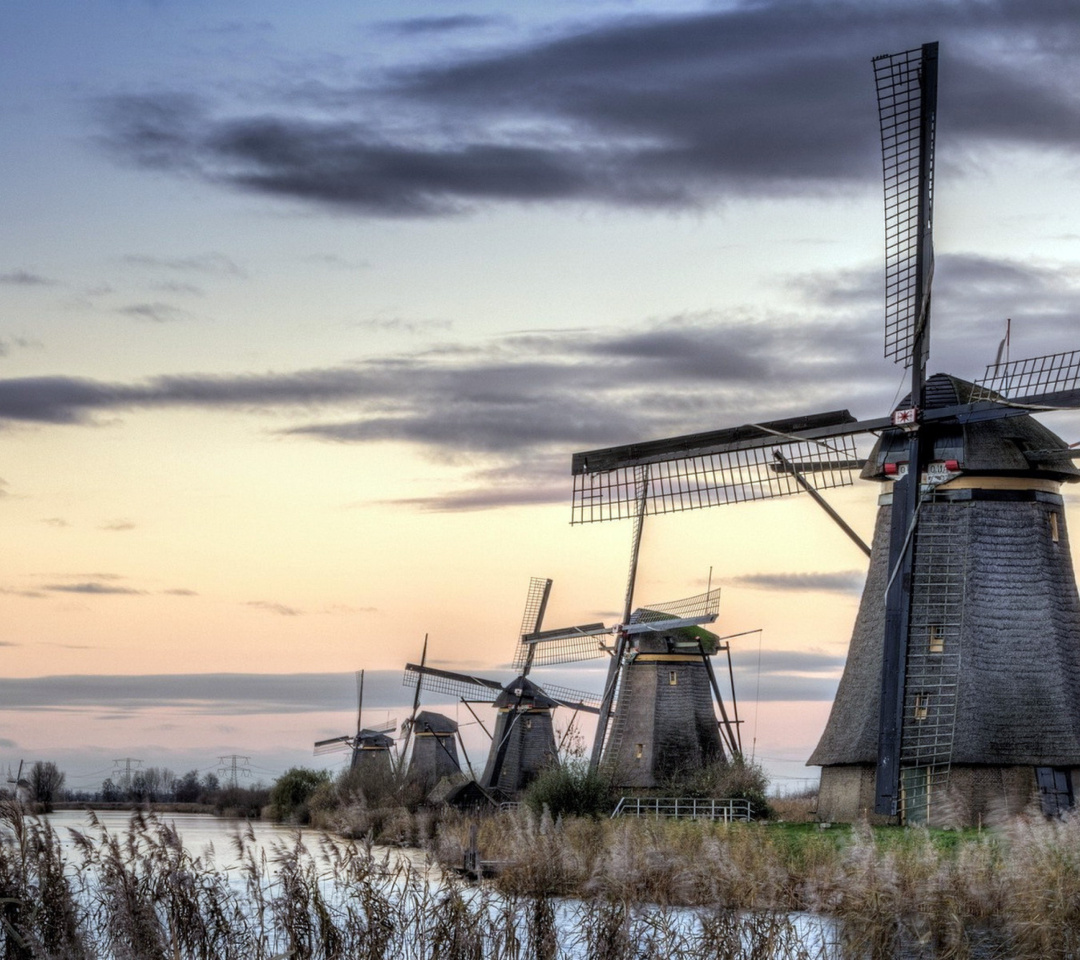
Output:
[28,761,66,810]
[268,768,331,823]
[100,778,121,802]
[173,770,201,803]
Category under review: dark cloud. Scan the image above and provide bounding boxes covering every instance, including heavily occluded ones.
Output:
[43,582,144,596]
[94,2,1080,217]
[0,672,410,715]
[163,588,198,596]
[352,317,453,334]
[0,641,19,647]
[380,15,504,36]
[0,588,44,599]
[245,600,302,616]
[150,281,205,295]
[728,648,846,701]
[0,245,1072,514]
[0,738,15,748]
[0,313,876,443]
[117,303,195,323]
[99,519,136,531]
[734,571,866,594]
[0,270,55,286]
[123,253,245,277]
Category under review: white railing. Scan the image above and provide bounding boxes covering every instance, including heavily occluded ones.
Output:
[610,796,753,822]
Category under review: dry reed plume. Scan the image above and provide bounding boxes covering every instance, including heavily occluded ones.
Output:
[6,800,1080,958]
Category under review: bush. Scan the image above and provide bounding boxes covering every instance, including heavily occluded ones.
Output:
[268,767,331,823]
[522,761,614,820]
[679,757,773,819]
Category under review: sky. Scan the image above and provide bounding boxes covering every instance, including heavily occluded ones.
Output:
[3,0,1080,796]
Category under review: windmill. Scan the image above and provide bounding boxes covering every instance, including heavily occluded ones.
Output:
[567,42,1080,826]
[398,633,468,790]
[522,584,744,787]
[6,760,30,804]
[403,578,603,800]
[314,670,397,773]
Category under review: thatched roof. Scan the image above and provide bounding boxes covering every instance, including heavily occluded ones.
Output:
[356,729,394,749]
[862,373,1080,482]
[414,710,457,734]
[492,675,557,709]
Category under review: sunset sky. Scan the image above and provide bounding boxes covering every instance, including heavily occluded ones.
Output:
[3,0,1080,795]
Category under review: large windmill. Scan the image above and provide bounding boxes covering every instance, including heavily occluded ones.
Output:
[567,42,1080,825]
[403,578,602,800]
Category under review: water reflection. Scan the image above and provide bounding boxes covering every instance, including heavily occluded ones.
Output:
[46,808,436,877]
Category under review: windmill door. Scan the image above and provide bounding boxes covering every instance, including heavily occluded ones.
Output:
[1035,767,1074,817]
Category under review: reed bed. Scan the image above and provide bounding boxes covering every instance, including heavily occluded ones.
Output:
[436,806,1080,959]
[5,799,1080,959]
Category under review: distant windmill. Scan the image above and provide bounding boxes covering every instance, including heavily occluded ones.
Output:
[398,636,468,789]
[524,582,742,787]
[6,760,30,804]
[403,578,601,799]
[566,42,1080,825]
[314,670,397,772]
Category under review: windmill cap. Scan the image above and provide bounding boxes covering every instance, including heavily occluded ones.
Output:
[493,675,558,708]
[357,729,395,748]
[862,372,1080,482]
[413,710,458,733]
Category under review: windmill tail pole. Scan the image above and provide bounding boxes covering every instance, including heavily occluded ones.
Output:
[457,730,478,781]
[590,465,650,771]
[773,451,871,558]
[399,634,429,772]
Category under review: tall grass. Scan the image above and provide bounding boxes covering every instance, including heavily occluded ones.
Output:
[7,799,1080,959]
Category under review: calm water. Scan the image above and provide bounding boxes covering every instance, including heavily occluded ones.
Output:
[45,808,435,875]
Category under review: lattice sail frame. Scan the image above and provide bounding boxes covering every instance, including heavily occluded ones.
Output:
[874,43,937,367]
[402,664,501,703]
[572,434,859,523]
[523,627,610,666]
[628,586,721,627]
[512,576,553,671]
[402,663,602,713]
[973,350,1080,404]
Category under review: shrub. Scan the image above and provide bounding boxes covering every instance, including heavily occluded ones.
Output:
[268,767,331,823]
[521,760,614,820]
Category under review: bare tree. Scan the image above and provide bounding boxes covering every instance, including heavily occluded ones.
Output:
[29,761,66,810]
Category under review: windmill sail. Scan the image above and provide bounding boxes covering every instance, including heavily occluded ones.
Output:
[874,42,937,370]
[402,662,602,713]
[572,411,865,522]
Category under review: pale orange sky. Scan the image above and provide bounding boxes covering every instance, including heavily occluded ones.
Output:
[4,1,1080,792]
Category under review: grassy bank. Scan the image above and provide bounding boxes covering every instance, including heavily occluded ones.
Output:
[5,797,1080,958]
[427,806,1080,958]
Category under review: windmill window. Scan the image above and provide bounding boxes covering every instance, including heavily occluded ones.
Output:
[669,671,678,685]
[1051,512,1060,543]
[635,743,644,760]
[928,625,945,654]
[524,718,533,730]
[914,694,929,721]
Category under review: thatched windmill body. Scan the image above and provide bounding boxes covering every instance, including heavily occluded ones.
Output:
[406,710,462,790]
[567,42,1080,825]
